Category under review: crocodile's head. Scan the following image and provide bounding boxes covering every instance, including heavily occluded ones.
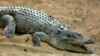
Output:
[54,25,94,54]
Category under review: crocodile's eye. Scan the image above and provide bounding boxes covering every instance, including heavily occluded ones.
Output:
[55,30,61,35]
[57,30,61,33]
[58,25,64,30]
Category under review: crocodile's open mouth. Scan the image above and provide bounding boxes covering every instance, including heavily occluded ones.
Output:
[67,39,94,54]
[68,38,94,54]
[70,43,93,54]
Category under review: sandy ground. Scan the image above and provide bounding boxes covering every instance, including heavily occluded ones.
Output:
[0,0,100,56]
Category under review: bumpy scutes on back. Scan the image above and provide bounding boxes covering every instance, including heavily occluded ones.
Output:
[0,6,64,27]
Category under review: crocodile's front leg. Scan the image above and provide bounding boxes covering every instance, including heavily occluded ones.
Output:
[2,14,16,38]
[32,32,48,47]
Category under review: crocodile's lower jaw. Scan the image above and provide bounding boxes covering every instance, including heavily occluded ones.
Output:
[70,44,93,54]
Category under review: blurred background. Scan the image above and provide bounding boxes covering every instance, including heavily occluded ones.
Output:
[0,0,100,56]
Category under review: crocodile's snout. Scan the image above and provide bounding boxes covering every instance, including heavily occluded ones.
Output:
[84,39,94,44]
[67,33,94,54]
[78,38,94,54]
[58,30,94,54]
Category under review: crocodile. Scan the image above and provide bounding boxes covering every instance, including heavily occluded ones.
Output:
[0,6,94,54]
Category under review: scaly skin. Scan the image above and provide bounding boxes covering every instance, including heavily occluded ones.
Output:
[0,6,94,54]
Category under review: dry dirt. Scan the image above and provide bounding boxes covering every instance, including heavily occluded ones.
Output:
[0,0,100,56]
